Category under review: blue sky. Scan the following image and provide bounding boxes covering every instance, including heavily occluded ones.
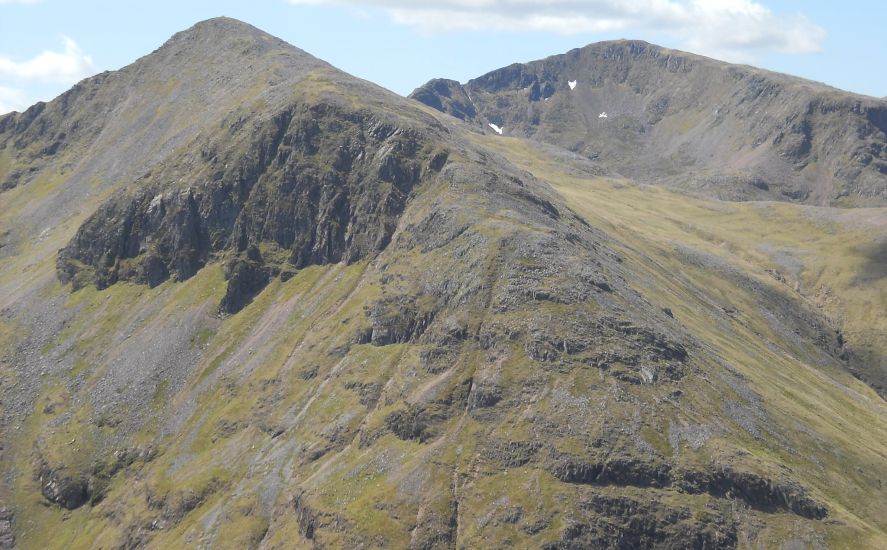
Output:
[0,0,885,114]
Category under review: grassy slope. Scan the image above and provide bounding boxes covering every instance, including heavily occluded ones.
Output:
[2,132,885,549]
[475,135,887,386]
[0,59,446,547]
[1,77,886,549]
[5,260,356,548]
[475,134,887,546]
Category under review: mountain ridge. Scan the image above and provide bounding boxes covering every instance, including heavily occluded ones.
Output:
[475,39,872,99]
[0,18,885,549]
[412,39,887,206]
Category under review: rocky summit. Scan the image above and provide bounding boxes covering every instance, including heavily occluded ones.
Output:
[412,40,887,206]
[0,17,886,550]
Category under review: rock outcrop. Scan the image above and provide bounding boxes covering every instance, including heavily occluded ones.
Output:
[38,464,90,510]
[0,505,13,549]
[410,78,477,122]
[58,102,448,313]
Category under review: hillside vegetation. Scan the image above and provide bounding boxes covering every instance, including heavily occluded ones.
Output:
[0,18,885,549]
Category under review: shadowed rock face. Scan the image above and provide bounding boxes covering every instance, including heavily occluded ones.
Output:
[411,78,477,122]
[57,101,448,313]
[38,465,90,510]
[412,40,887,206]
[543,494,739,550]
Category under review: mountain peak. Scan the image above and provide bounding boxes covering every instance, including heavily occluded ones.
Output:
[155,16,295,58]
[120,16,330,104]
[172,16,273,41]
[190,15,256,29]
[581,38,657,49]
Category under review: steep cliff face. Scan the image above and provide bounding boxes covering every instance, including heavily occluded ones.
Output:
[0,18,886,550]
[57,100,448,313]
[412,40,887,206]
[0,17,339,289]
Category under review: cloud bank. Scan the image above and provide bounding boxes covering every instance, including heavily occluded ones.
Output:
[289,0,826,61]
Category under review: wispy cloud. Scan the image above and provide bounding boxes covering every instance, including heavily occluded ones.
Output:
[0,0,42,5]
[0,36,95,113]
[288,0,826,61]
[0,36,95,83]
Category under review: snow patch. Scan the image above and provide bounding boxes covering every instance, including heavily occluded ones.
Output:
[568,80,577,90]
[488,123,504,135]
[598,112,608,119]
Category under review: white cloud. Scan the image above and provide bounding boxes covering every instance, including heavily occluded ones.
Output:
[0,85,28,114]
[680,0,825,60]
[289,0,826,60]
[0,36,96,114]
[0,0,42,4]
[0,36,95,84]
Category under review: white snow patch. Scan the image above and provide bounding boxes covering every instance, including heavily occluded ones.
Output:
[568,80,577,90]
[598,112,608,119]
[488,123,503,135]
